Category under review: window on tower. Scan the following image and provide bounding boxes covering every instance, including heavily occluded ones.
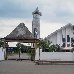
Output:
[34,28,38,38]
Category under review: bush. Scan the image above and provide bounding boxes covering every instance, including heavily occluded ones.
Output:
[71,47,74,52]
[27,48,35,61]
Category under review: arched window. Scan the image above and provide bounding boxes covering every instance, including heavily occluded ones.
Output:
[34,28,38,38]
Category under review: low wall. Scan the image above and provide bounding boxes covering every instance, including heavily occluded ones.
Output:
[35,48,74,61]
[0,47,6,61]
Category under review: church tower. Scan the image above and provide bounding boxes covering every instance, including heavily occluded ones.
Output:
[32,7,42,39]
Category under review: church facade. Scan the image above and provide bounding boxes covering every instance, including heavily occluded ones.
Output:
[46,23,74,51]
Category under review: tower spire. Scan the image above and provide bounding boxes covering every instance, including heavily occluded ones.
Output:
[36,7,38,11]
[32,7,42,16]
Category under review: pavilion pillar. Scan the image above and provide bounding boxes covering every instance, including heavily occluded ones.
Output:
[33,42,36,62]
[19,47,21,60]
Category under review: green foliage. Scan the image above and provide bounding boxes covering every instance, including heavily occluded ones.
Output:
[15,43,31,53]
[0,40,4,47]
[29,48,35,61]
[49,44,56,52]
[49,44,60,52]
[71,47,74,52]
[26,48,35,61]
[37,39,51,50]
[37,39,61,52]
[56,44,60,52]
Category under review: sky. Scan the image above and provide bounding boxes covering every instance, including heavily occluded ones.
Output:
[0,0,74,41]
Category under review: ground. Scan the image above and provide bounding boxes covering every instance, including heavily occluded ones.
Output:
[0,60,74,74]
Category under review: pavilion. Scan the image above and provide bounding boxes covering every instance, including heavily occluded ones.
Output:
[2,23,39,60]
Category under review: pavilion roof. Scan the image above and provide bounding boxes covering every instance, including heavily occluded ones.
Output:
[4,23,38,42]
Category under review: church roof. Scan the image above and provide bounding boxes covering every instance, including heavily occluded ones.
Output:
[4,23,37,42]
[46,23,73,39]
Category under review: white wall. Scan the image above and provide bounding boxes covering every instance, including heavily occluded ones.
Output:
[35,48,40,60]
[35,49,74,61]
[57,30,62,46]
[49,33,57,45]
[0,47,6,61]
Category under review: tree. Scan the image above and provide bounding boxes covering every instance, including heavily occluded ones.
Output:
[37,38,51,52]
[0,39,4,47]
[71,47,74,52]
[55,44,60,52]
[16,43,31,53]
[37,38,61,52]
[49,44,61,52]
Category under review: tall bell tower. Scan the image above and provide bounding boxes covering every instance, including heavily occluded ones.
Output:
[32,7,42,39]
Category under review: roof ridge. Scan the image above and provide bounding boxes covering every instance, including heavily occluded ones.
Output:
[47,23,73,38]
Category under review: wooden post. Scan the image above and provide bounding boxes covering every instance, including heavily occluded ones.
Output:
[34,42,37,62]
[19,47,21,59]
[39,48,40,60]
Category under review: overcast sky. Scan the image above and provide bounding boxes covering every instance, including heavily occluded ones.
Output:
[0,0,74,39]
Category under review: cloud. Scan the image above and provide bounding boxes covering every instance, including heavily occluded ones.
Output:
[0,18,32,38]
[0,18,65,39]
[40,21,65,38]
[0,0,74,23]
[0,0,34,18]
[39,0,74,23]
[0,0,74,39]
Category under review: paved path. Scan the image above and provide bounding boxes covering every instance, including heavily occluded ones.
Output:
[0,60,74,74]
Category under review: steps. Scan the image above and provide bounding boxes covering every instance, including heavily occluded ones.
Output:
[35,60,74,65]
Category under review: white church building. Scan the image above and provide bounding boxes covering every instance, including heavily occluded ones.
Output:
[46,23,74,51]
[31,7,74,52]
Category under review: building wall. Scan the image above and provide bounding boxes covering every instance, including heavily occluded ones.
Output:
[49,33,57,45]
[35,49,74,61]
[0,47,6,60]
[66,26,71,47]
[62,28,66,47]
[47,24,74,50]
[57,30,62,46]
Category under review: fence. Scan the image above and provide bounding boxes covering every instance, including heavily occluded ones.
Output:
[35,48,74,61]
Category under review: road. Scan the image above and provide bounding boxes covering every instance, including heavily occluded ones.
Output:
[0,60,74,74]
